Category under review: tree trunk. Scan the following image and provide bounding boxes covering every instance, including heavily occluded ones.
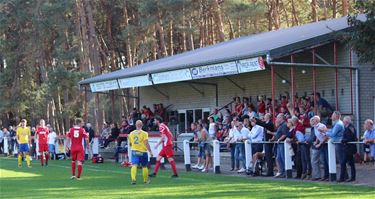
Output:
[311,0,318,22]
[332,0,337,18]
[267,0,273,31]
[322,0,328,19]
[342,0,349,16]
[84,0,103,132]
[169,21,174,55]
[123,0,133,67]
[211,0,225,42]
[272,0,280,30]
[226,15,235,39]
[188,18,194,50]
[182,7,187,52]
[291,0,299,26]
[155,14,167,58]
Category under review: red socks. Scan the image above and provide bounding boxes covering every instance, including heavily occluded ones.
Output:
[39,155,44,166]
[154,160,178,175]
[71,162,76,176]
[77,165,82,178]
[154,160,161,174]
[170,160,178,175]
[45,154,49,165]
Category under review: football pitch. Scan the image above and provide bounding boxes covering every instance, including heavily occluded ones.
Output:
[0,157,374,199]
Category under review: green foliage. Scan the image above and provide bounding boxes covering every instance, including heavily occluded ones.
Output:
[348,0,375,64]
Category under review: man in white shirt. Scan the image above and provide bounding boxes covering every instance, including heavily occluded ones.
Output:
[310,116,329,181]
[48,129,57,160]
[248,120,264,154]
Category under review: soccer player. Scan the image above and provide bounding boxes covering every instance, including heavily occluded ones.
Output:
[149,116,178,178]
[66,118,89,180]
[128,120,153,185]
[16,119,32,168]
[36,119,49,166]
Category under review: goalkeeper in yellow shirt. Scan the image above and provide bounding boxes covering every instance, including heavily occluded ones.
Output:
[16,119,32,168]
[128,120,153,185]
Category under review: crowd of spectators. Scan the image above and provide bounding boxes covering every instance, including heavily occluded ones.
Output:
[99,103,170,162]
[188,94,375,183]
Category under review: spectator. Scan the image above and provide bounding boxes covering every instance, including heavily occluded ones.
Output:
[216,123,225,141]
[243,117,250,129]
[234,97,243,116]
[212,108,223,122]
[221,106,232,122]
[192,123,206,170]
[234,122,249,173]
[271,113,290,178]
[48,128,57,160]
[117,120,133,147]
[280,96,288,110]
[242,103,250,116]
[363,119,375,161]
[29,127,37,159]
[208,117,217,139]
[291,116,311,180]
[340,116,357,182]
[224,121,238,171]
[257,96,266,117]
[313,92,333,123]
[9,126,17,155]
[309,116,329,181]
[248,119,264,154]
[102,123,119,148]
[200,123,211,172]
[265,98,272,112]
[0,128,4,154]
[321,111,345,182]
[85,123,95,143]
[142,105,154,121]
[252,113,275,176]
[248,104,258,119]
[99,123,111,146]
[2,128,10,154]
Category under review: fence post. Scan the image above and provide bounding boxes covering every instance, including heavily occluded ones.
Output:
[4,137,9,155]
[127,138,132,163]
[244,140,252,171]
[284,141,293,178]
[183,140,191,171]
[92,137,99,156]
[328,140,337,181]
[213,140,221,174]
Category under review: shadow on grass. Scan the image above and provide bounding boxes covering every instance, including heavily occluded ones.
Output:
[1,157,374,199]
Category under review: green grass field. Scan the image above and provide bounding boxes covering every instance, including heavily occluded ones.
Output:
[0,157,374,199]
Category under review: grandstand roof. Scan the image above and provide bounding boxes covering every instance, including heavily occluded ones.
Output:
[79,15,361,87]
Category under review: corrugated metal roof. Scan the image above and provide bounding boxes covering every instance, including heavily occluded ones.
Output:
[80,16,356,85]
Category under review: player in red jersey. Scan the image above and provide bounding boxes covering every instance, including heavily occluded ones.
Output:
[149,116,178,178]
[36,119,50,166]
[66,118,89,180]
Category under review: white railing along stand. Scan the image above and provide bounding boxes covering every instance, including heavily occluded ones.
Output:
[4,137,9,155]
[244,140,252,172]
[183,140,191,171]
[284,141,293,178]
[328,140,337,182]
[213,140,221,174]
